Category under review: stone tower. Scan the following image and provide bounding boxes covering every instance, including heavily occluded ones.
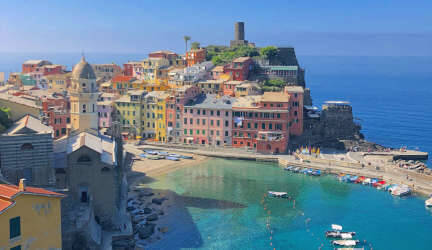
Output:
[230,21,251,48]
[235,22,245,41]
[69,56,98,132]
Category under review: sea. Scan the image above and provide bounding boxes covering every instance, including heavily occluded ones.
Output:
[1,53,431,249]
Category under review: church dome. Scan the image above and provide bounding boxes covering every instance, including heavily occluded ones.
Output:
[72,56,96,80]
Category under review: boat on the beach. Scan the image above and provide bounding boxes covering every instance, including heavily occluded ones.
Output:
[180,155,193,159]
[143,149,158,155]
[386,184,398,192]
[332,240,359,247]
[268,191,288,198]
[169,153,182,158]
[157,151,169,156]
[370,178,378,185]
[284,166,293,171]
[139,153,147,158]
[147,155,163,160]
[425,197,432,207]
[166,156,180,161]
[341,174,351,182]
[293,167,301,173]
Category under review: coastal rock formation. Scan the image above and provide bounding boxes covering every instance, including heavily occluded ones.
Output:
[147,213,158,221]
[138,223,156,239]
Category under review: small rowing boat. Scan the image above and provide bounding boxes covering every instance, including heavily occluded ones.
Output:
[166,156,180,161]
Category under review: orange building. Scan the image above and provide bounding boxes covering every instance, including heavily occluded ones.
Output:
[186,48,206,67]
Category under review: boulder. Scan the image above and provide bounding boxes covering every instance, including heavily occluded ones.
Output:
[152,197,166,205]
[147,213,158,221]
[138,223,156,239]
[126,206,135,211]
[143,207,152,214]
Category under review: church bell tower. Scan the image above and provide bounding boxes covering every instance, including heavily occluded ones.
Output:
[69,56,98,132]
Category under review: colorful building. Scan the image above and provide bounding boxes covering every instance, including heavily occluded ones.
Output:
[185,48,206,67]
[114,90,146,139]
[0,179,64,249]
[149,50,186,68]
[123,61,141,77]
[197,79,224,94]
[166,85,201,142]
[223,80,243,96]
[98,93,117,129]
[235,81,262,97]
[91,63,122,82]
[232,92,290,154]
[111,75,137,95]
[224,57,253,81]
[183,94,234,146]
[154,91,169,142]
[45,73,71,92]
[22,59,53,73]
[210,65,225,80]
[133,58,170,85]
[284,86,304,136]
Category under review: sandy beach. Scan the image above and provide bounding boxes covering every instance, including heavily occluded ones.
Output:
[123,144,210,249]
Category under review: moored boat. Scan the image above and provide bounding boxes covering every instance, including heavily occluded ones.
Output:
[326,231,356,238]
[293,167,300,173]
[391,185,411,196]
[169,153,181,158]
[284,166,293,171]
[332,240,359,247]
[425,197,432,207]
[373,180,386,188]
[311,169,321,176]
[362,178,371,185]
[355,176,365,183]
[268,191,288,198]
[147,155,162,160]
[157,151,169,156]
[349,176,358,183]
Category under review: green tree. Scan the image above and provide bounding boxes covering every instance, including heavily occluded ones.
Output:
[260,46,278,60]
[191,42,200,50]
[183,35,191,53]
[0,107,12,133]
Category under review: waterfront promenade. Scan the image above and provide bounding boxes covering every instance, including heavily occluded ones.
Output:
[125,142,432,196]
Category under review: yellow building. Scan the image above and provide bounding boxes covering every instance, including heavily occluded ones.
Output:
[154,92,169,142]
[45,72,71,92]
[0,179,64,249]
[114,90,146,139]
[131,79,171,92]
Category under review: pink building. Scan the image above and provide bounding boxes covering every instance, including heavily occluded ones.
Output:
[166,85,200,142]
[182,94,234,146]
[284,86,304,136]
[98,93,117,129]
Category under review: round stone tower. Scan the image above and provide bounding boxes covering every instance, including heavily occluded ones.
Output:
[235,22,245,41]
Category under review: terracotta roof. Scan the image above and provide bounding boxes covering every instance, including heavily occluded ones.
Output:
[0,184,64,214]
[112,75,135,83]
[211,66,225,72]
[261,92,290,102]
[233,57,251,63]
[0,199,13,212]
[0,184,65,199]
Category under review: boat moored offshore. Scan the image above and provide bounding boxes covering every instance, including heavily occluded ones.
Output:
[425,197,432,207]
[332,240,360,247]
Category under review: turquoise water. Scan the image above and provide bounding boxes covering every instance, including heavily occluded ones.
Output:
[146,158,432,250]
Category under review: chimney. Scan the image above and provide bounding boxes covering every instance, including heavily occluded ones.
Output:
[18,178,26,191]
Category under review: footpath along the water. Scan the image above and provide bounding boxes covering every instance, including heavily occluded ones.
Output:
[131,143,432,196]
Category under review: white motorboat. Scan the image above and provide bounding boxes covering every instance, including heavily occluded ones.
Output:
[268,191,288,198]
[332,224,343,231]
[391,185,411,196]
[332,240,359,247]
[425,197,432,207]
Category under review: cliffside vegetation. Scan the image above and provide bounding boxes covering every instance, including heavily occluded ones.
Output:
[0,107,12,133]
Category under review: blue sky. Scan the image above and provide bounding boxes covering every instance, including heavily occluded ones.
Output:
[1,0,431,56]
